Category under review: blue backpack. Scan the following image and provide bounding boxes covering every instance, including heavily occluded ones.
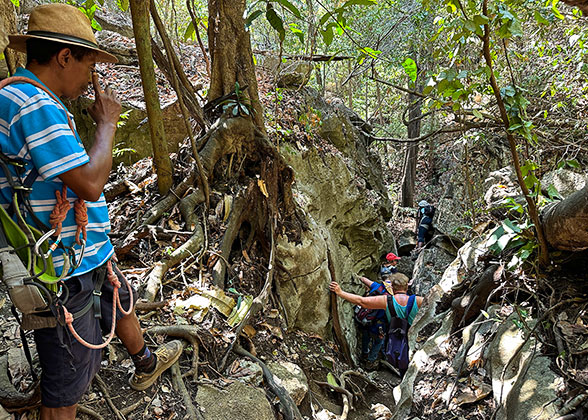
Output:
[384,295,416,375]
[353,282,387,326]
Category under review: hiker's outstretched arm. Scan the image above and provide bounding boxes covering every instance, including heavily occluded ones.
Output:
[329,282,387,309]
[359,276,373,288]
[59,75,121,201]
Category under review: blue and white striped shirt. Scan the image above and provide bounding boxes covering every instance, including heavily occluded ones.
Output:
[0,67,114,278]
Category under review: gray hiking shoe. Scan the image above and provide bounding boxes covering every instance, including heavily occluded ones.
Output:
[129,340,183,391]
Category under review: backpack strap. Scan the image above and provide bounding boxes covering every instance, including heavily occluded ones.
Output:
[385,294,395,323]
[405,295,416,323]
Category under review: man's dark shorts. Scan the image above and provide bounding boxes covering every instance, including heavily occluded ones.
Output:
[33,262,134,408]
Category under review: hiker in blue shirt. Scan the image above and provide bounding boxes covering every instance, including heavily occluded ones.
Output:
[2,5,182,419]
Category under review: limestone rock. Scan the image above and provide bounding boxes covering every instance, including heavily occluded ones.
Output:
[195,381,274,420]
[451,305,500,374]
[70,98,188,166]
[267,360,309,405]
[95,30,137,66]
[411,247,456,296]
[541,168,587,198]
[489,313,563,420]
[276,61,313,88]
[278,146,393,337]
[396,229,416,256]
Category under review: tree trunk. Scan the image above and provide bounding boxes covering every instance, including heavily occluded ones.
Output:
[129,0,173,195]
[542,185,588,251]
[0,0,23,77]
[400,90,421,207]
[207,0,265,132]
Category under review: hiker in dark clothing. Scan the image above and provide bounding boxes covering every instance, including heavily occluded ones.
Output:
[355,276,389,369]
[3,5,182,419]
[415,200,435,251]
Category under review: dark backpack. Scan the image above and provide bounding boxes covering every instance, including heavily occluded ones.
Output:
[384,294,416,375]
[353,282,387,326]
[421,204,435,218]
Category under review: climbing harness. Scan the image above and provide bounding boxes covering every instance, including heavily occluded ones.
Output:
[0,76,133,352]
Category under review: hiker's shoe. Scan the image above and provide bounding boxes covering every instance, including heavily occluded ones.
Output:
[129,340,183,391]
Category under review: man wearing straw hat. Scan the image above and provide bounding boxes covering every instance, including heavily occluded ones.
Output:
[1,4,182,419]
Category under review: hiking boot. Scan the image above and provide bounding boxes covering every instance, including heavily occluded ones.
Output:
[129,340,183,391]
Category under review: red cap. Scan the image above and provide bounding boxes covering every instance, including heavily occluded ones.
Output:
[386,252,401,261]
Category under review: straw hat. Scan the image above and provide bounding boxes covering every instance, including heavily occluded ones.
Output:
[7,3,117,63]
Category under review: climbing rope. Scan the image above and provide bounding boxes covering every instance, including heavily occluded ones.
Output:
[74,199,88,245]
[49,185,70,237]
[63,259,134,349]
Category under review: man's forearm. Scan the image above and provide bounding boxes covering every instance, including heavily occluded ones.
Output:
[336,289,362,305]
[88,122,116,184]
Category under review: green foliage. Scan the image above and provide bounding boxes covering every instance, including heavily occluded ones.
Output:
[487,219,538,269]
[402,58,418,82]
[10,0,19,7]
[116,0,129,12]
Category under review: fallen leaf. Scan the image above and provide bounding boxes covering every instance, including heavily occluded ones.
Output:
[243,325,257,337]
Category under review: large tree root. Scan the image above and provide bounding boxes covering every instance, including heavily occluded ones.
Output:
[0,354,40,410]
[144,223,204,301]
[94,374,125,420]
[219,219,275,371]
[234,344,303,420]
[171,362,203,420]
[327,249,353,365]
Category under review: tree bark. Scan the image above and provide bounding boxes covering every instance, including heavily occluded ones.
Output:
[207,0,265,132]
[400,91,421,207]
[542,185,588,251]
[129,0,173,195]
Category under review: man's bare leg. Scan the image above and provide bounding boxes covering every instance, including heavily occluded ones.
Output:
[115,311,144,355]
[40,404,76,420]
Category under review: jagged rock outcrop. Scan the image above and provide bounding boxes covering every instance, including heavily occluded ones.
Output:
[541,168,587,198]
[276,89,393,340]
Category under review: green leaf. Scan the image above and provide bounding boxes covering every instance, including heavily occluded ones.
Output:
[551,0,565,19]
[116,0,129,11]
[534,10,550,24]
[289,24,305,44]
[274,0,302,19]
[503,219,521,234]
[246,10,264,28]
[319,12,331,26]
[184,21,195,41]
[266,6,286,42]
[566,159,580,168]
[473,14,489,25]
[320,27,334,45]
[341,0,377,7]
[401,57,417,82]
[472,109,483,119]
[10,0,19,7]
[546,184,562,200]
[327,372,339,387]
